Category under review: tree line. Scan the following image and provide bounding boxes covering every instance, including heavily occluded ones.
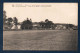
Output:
[21,18,54,30]
[3,11,77,30]
[4,17,54,30]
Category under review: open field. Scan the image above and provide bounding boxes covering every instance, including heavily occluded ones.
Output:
[3,30,78,51]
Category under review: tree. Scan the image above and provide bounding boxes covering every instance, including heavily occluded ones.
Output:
[45,19,49,23]
[68,24,74,29]
[13,17,18,30]
[39,21,45,29]
[21,18,33,30]
[45,19,54,29]
[7,17,13,29]
[3,10,7,24]
[7,18,13,22]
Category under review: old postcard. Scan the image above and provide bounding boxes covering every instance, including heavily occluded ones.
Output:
[3,3,78,50]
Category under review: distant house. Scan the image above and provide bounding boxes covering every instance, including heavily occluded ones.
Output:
[11,24,21,30]
[32,22,41,30]
[11,22,21,30]
[54,23,67,30]
[54,23,76,30]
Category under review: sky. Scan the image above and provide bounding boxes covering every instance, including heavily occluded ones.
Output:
[3,3,78,26]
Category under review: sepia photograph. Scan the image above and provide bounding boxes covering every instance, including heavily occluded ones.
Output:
[3,3,78,50]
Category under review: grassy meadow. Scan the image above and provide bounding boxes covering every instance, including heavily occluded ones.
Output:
[3,30,78,50]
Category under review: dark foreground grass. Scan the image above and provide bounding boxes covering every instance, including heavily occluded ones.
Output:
[3,30,78,51]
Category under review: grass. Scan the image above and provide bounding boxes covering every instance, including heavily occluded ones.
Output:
[3,30,78,51]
